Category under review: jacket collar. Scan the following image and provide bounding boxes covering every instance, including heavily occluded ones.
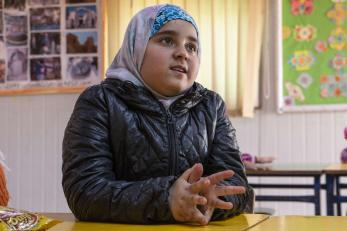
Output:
[102,78,207,117]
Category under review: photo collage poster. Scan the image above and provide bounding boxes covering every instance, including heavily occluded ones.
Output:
[0,0,101,94]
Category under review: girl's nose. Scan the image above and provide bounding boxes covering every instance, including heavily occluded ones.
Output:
[173,45,188,60]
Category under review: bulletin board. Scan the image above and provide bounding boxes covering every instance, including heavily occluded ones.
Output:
[0,0,104,95]
[277,0,347,112]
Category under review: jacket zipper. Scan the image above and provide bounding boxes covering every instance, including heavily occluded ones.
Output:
[166,111,177,176]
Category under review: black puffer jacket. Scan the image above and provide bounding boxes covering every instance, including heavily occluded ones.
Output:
[62,78,251,224]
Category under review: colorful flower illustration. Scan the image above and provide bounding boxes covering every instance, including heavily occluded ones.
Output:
[320,74,347,97]
[291,0,314,15]
[332,0,346,3]
[335,88,342,96]
[315,40,328,53]
[297,73,313,88]
[320,88,329,97]
[342,82,347,95]
[330,53,347,71]
[285,82,305,101]
[328,27,347,50]
[320,75,329,83]
[283,26,291,40]
[327,3,347,25]
[284,96,295,106]
[288,50,315,71]
[294,24,316,41]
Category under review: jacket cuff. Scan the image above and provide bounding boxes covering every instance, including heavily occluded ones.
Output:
[154,175,178,223]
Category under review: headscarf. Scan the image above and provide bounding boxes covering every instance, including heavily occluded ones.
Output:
[105,4,200,109]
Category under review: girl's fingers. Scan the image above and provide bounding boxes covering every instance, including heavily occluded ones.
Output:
[190,194,207,205]
[179,207,208,225]
[191,209,209,225]
[179,165,195,180]
[207,170,234,185]
[213,199,234,210]
[187,163,203,184]
[189,178,210,194]
[215,185,246,197]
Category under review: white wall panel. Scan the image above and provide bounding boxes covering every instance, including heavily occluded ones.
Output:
[0,94,78,212]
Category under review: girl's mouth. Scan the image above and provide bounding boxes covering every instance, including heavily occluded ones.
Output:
[170,65,187,73]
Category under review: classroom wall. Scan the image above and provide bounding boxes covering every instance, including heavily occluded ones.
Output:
[0,93,77,212]
[232,1,347,215]
[0,1,346,215]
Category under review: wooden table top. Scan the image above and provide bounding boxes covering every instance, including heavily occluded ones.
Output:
[47,214,269,231]
[250,216,347,231]
[246,163,328,176]
[42,212,76,221]
[324,163,347,174]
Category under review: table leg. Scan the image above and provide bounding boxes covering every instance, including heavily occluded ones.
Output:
[326,174,335,216]
[314,176,321,215]
[336,176,341,216]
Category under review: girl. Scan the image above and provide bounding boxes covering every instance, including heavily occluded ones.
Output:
[62,4,251,225]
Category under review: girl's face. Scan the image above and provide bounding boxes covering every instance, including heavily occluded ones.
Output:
[140,20,199,97]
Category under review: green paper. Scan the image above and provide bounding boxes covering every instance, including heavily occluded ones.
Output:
[282,0,347,106]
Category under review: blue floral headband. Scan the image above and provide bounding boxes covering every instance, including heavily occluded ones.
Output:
[150,4,198,37]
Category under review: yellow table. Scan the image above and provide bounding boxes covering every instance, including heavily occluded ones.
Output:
[48,214,269,231]
[250,216,347,231]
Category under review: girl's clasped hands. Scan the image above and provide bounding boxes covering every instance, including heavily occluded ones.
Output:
[169,163,246,225]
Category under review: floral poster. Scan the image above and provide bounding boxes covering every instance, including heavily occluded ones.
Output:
[0,0,103,95]
[278,0,347,112]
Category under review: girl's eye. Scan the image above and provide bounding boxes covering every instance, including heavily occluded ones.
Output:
[186,43,197,53]
[159,37,173,46]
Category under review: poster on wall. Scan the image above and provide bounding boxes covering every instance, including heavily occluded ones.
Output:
[277,0,347,112]
[0,0,103,95]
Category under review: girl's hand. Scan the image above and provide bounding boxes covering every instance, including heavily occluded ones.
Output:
[187,165,246,223]
[169,164,246,225]
[198,170,246,221]
[169,164,211,225]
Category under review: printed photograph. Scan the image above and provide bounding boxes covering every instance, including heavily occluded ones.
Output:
[0,37,5,83]
[4,0,25,12]
[30,7,60,30]
[66,0,96,4]
[67,56,97,80]
[66,31,97,54]
[0,36,5,59]
[31,32,60,55]
[0,11,3,34]
[30,57,61,81]
[6,47,27,81]
[66,5,97,29]
[0,59,5,83]
[28,0,59,6]
[5,14,27,46]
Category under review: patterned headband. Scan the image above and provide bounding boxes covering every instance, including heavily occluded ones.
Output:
[150,4,198,37]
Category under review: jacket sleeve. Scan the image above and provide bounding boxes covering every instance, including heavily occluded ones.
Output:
[62,86,176,224]
[203,94,252,220]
